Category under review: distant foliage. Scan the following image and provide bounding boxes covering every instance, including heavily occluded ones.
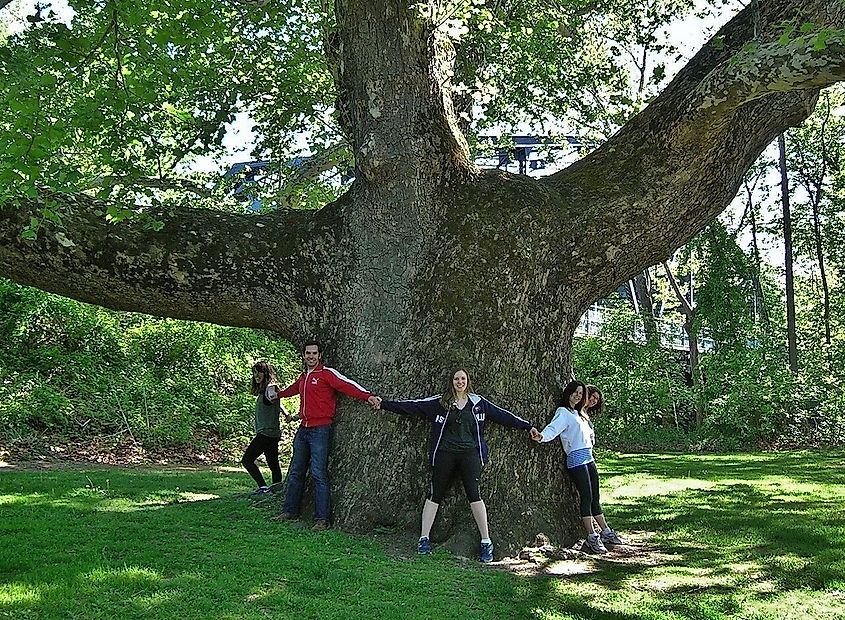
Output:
[573,218,845,451]
[0,279,299,453]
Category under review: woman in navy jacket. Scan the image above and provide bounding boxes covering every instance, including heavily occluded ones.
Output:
[376,368,537,563]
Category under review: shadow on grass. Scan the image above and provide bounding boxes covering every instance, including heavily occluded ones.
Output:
[1,455,844,619]
[0,467,642,619]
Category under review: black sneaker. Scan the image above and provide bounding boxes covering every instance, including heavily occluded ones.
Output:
[600,529,625,545]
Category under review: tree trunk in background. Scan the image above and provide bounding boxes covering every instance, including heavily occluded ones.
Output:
[632,269,660,346]
[748,193,771,329]
[663,261,703,427]
[778,133,799,374]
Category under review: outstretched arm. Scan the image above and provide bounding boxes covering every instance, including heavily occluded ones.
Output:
[535,408,571,443]
[480,398,532,430]
[380,396,443,421]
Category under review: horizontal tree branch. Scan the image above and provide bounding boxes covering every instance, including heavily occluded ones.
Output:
[0,191,346,340]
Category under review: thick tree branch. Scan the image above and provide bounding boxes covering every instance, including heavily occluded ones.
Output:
[530,0,845,305]
[694,34,845,119]
[0,191,345,340]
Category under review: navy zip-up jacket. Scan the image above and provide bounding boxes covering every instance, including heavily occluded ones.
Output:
[381,394,532,465]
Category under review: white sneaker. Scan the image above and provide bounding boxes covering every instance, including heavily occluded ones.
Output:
[581,533,608,554]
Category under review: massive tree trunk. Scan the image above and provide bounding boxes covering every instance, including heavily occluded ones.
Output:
[2,0,845,555]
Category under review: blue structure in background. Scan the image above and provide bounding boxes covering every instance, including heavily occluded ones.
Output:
[222,157,310,212]
[476,134,584,176]
[223,134,584,209]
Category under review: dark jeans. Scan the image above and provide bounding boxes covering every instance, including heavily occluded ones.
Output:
[429,449,483,503]
[241,433,282,487]
[282,425,333,520]
[568,460,602,518]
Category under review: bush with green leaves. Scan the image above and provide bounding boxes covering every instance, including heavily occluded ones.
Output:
[0,279,299,453]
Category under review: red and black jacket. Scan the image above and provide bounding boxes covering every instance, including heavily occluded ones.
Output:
[274,363,372,428]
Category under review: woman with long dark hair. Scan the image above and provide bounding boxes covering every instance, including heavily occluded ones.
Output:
[376,368,537,562]
[241,361,288,496]
[531,380,623,553]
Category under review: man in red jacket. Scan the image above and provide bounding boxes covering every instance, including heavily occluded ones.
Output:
[270,340,380,530]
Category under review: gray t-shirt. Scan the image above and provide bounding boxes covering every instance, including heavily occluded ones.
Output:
[255,394,283,438]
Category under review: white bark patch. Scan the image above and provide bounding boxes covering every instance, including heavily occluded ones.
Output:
[695,37,845,116]
[55,232,75,248]
[168,256,190,284]
[358,133,382,178]
[367,80,383,119]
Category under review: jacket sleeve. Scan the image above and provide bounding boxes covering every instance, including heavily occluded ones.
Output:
[539,407,570,442]
[481,398,532,430]
[381,396,442,421]
[276,377,301,399]
[324,368,373,401]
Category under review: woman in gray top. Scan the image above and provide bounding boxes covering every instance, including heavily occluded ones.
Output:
[241,361,287,496]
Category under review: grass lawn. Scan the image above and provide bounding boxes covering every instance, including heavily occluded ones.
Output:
[1,451,843,619]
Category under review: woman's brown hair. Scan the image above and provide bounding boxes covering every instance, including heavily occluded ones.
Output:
[251,361,278,396]
[439,368,474,410]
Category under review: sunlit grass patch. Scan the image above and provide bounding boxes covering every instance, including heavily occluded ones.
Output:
[1,454,844,619]
[0,583,43,605]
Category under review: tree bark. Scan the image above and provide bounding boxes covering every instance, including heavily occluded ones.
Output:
[663,261,703,428]
[631,269,659,346]
[2,0,845,555]
[778,133,800,374]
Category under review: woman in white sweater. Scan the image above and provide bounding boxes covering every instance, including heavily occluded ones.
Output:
[531,380,624,554]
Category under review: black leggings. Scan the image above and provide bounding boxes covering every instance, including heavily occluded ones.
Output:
[429,450,482,503]
[568,460,603,518]
[241,433,282,487]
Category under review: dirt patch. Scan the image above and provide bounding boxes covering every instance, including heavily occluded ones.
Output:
[488,531,669,577]
[0,433,234,468]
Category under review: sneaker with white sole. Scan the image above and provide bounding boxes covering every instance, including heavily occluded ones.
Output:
[249,486,270,497]
[600,529,625,545]
[417,536,432,555]
[480,541,494,563]
[581,533,608,554]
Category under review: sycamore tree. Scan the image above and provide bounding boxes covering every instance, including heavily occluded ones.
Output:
[2,0,845,554]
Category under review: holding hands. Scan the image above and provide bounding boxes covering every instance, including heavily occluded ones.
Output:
[530,427,542,442]
[367,395,382,410]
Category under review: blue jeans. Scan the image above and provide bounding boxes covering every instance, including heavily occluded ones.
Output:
[283,425,333,521]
